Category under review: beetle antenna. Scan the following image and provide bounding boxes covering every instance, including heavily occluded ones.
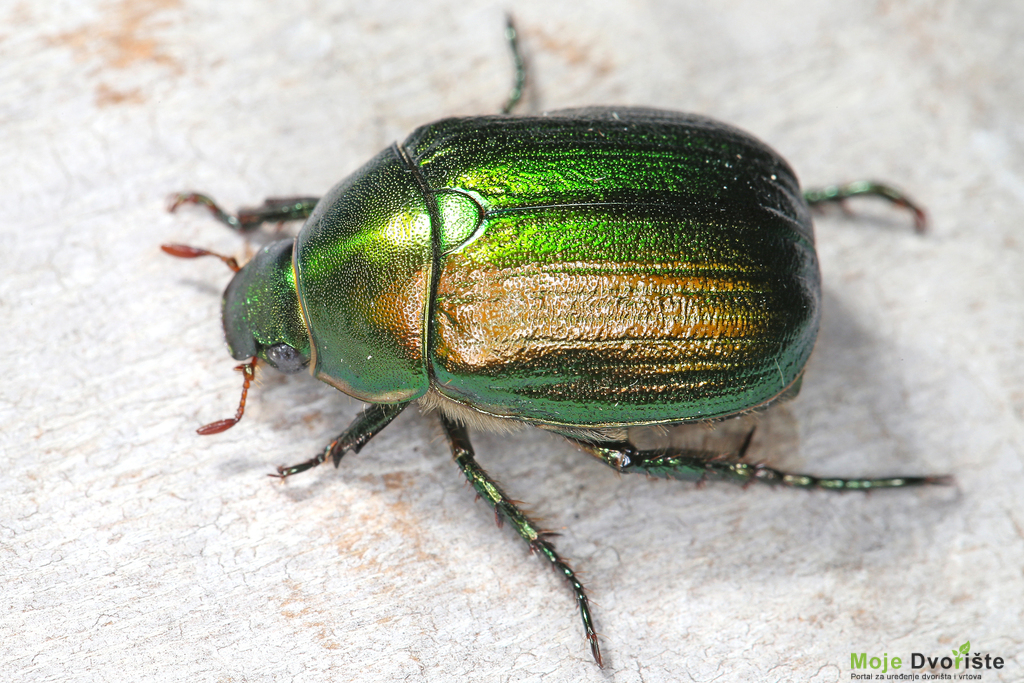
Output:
[161,243,241,272]
[501,14,526,114]
[196,358,258,435]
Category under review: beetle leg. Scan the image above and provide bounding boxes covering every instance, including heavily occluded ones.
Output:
[169,193,320,232]
[803,180,927,233]
[439,415,602,667]
[569,438,952,491]
[271,402,410,479]
[500,14,526,114]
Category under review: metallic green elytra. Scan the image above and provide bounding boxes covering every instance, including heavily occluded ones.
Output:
[239,108,819,425]
[165,21,945,668]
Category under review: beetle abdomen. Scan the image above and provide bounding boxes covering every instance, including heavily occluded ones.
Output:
[404,108,820,427]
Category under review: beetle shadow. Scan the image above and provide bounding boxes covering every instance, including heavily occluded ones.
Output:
[167,276,223,298]
[796,287,926,470]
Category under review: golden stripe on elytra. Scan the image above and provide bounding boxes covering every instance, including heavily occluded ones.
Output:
[434,333,773,373]
[434,260,777,367]
[434,265,779,372]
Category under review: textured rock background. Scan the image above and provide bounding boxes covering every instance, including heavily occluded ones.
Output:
[4,1,1022,680]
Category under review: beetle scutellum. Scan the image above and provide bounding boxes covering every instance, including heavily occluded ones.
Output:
[164,18,948,667]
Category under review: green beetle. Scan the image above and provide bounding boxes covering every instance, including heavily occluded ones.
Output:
[165,28,944,669]
[230,108,821,423]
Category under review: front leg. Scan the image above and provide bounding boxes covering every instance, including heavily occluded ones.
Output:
[272,402,410,479]
[169,193,320,231]
[438,415,603,667]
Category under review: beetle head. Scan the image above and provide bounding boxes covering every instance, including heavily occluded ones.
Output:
[222,238,311,374]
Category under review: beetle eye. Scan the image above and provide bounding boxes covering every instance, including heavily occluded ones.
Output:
[264,343,307,374]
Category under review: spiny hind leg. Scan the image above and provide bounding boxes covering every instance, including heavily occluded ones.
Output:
[570,429,951,491]
[803,180,927,233]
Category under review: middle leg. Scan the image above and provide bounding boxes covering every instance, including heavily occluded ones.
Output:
[438,415,602,667]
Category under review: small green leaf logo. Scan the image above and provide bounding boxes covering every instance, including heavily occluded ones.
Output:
[952,641,970,657]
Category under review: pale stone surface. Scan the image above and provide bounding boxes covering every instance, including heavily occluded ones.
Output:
[3,1,1022,681]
